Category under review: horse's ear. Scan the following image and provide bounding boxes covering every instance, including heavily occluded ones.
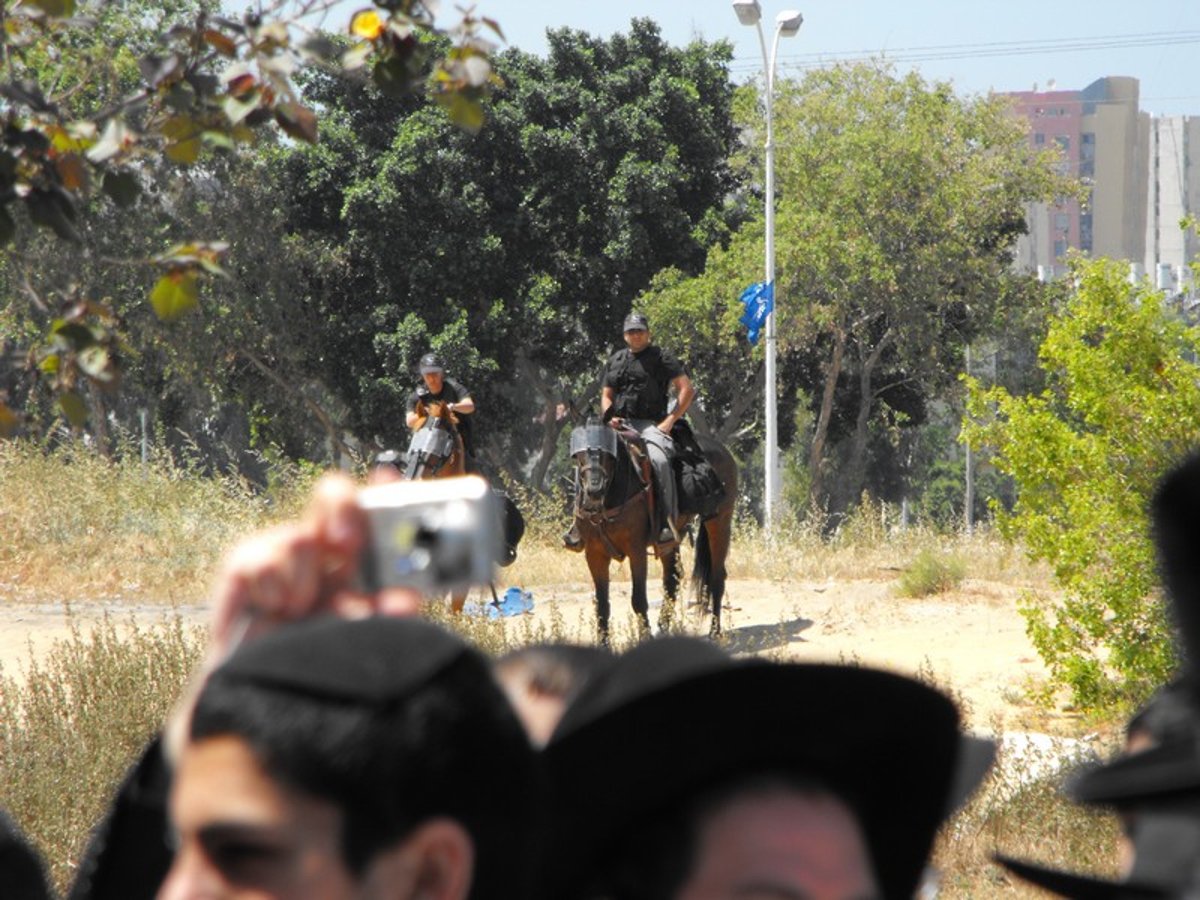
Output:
[565,397,586,425]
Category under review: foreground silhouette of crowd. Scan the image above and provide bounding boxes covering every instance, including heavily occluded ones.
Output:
[8,453,1200,899]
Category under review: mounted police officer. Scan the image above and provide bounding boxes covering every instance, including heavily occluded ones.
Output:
[565,313,694,551]
[405,352,476,461]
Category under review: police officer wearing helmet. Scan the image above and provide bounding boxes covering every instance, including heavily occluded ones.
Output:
[601,313,694,547]
[405,352,477,459]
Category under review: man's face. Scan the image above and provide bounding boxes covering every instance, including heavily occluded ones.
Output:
[674,788,882,900]
[623,329,650,353]
[160,735,394,900]
[422,371,445,393]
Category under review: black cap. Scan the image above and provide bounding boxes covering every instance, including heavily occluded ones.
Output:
[212,616,470,706]
[541,637,960,900]
[419,352,445,374]
[622,313,648,332]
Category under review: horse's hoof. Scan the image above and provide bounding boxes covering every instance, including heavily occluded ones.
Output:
[708,619,722,640]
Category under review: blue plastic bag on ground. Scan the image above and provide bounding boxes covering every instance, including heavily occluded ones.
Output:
[463,587,534,618]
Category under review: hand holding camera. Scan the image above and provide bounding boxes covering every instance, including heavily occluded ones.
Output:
[208,473,497,659]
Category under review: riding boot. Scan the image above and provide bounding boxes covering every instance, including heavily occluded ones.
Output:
[563,522,584,552]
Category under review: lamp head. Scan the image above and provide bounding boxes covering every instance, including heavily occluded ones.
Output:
[732,0,762,27]
[777,10,803,36]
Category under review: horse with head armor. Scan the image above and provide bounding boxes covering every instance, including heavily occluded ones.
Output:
[568,418,737,641]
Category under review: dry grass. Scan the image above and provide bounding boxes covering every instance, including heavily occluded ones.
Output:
[0,614,205,891]
[0,440,1113,896]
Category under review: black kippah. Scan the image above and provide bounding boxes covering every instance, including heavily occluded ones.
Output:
[213,616,469,705]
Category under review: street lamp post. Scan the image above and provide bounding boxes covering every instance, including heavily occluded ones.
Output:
[733,0,802,531]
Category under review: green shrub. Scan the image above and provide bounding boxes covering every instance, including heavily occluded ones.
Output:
[897,549,967,597]
[964,257,1199,708]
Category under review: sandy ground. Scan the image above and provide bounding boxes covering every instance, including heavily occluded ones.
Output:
[0,575,1065,736]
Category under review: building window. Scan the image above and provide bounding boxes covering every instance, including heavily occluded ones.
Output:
[1055,135,1071,152]
[1034,133,1046,146]
[1054,238,1068,258]
[1055,213,1070,230]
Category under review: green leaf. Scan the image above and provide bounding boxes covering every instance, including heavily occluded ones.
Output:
[52,321,95,350]
[441,92,485,133]
[102,170,140,207]
[28,0,75,17]
[165,138,202,165]
[39,353,60,375]
[150,272,200,321]
[58,390,88,427]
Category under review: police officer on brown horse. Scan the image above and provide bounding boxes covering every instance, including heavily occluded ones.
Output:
[566,313,694,551]
[406,352,477,464]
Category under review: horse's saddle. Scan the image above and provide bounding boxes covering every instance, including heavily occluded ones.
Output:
[616,429,654,490]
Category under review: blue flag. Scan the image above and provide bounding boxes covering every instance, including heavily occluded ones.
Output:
[738,281,775,345]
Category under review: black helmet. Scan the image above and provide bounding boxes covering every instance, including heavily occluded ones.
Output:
[418,352,445,374]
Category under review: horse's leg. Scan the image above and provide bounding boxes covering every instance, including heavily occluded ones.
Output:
[706,516,732,638]
[450,589,468,614]
[657,543,681,634]
[629,541,651,639]
[584,541,612,646]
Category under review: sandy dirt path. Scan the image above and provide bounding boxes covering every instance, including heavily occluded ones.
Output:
[0,576,1060,735]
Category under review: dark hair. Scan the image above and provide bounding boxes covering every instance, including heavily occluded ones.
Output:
[494,643,613,706]
[190,651,541,899]
[576,773,859,900]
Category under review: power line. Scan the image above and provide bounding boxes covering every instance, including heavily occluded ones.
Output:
[729,30,1200,73]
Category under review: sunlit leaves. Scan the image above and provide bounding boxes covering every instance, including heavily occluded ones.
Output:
[30,301,124,429]
[150,272,199,321]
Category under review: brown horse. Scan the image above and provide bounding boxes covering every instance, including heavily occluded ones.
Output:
[403,400,470,611]
[404,399,467,480]
[568,420,737,641]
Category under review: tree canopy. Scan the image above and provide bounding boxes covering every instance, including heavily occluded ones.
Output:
[642,62,1074,517]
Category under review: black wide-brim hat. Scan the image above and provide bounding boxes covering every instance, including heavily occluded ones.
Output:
[994,853,1170,899]
[542,638,960,900]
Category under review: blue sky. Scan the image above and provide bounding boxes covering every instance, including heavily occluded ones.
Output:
[317,0,1200,116]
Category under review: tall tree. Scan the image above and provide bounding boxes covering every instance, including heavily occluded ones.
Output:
[271,19,744,482]
[0,0,501,439]
[643,62,1073,516]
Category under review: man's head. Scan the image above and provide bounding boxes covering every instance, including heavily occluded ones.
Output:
[622,313,650,353]
[419,352,446,393]
[160,617,540,900]
[493,643,613,747]
[540,637,960,900]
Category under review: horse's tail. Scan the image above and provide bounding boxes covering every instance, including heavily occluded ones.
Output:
[692,520,713,609]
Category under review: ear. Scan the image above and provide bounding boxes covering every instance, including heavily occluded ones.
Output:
[370,818,475,900]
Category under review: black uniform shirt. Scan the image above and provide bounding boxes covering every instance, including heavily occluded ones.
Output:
[601,346,685,421]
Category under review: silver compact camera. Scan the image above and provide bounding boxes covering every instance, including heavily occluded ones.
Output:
[357,476,499,594]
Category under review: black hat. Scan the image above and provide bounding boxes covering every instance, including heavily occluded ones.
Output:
[0,809,52,900]
[542,637,960,900]
[994,852,1172,899]
[995,795,1200,898]
[622,312,649,332]
[419,352,445,374]
[211,616,471,705]
[946,734,998,816]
